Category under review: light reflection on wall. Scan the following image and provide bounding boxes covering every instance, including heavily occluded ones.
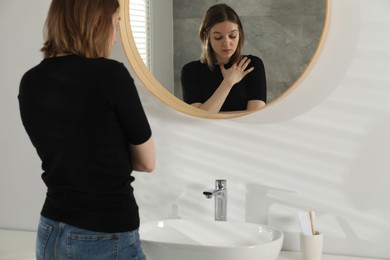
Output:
[131,1,390,258]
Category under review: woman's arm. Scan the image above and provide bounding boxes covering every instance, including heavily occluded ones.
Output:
[217,100,266,114]
[247,100,266,111]
[192,57,254,113]
[190,77,236,113]
[129,136,155,173]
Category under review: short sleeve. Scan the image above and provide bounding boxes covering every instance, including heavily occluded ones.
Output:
[181,62,202,104]
[111,63,152,145]
[246,55,267,103]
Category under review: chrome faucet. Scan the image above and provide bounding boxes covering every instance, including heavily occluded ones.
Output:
[203,180,227,221]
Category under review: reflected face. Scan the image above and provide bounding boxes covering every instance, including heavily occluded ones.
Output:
[209,21,240,64]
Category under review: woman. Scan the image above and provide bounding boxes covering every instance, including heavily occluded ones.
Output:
[181,3,267,113]
[18,0,155,259]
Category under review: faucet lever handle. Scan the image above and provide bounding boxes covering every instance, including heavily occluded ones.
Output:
[203,191,213,199]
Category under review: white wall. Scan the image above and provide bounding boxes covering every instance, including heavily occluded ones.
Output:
[150,0,174,93]
[0,0,51,231]
[1,0,389,259]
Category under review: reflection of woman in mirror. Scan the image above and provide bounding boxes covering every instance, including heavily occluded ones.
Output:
[181,3,266,113]
[18,0,154,259]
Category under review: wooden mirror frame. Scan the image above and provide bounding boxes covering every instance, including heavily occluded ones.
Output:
[119,0,331,119]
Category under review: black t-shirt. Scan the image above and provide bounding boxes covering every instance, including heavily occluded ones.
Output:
[18,55,151,233]
[181,55,266,111]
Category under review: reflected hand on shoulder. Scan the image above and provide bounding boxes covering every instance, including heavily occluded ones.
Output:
[220,56,254,86]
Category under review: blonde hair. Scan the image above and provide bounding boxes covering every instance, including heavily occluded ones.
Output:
[41,0,119,58]
[199,4,244,69]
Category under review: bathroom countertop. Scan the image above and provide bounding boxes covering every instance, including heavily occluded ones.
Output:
[279,251,384,260]
[0,230,384,260]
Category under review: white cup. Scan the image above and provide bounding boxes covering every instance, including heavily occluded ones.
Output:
[300,232,323,260]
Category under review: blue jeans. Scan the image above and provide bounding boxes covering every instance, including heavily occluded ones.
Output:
[36,216,146,260]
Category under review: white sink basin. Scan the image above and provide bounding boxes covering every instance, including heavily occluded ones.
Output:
[139,219,284,260]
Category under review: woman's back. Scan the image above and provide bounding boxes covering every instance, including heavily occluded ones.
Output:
[18,55,151,233]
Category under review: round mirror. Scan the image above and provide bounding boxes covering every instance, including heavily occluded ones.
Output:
[119,0,330,119]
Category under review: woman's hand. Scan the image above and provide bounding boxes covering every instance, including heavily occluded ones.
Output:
[192,57,255,113]
[220,56,254,85]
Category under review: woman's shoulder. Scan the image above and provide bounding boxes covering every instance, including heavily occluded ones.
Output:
[182,60,205,70]
[96,57,126,69]
[91,58,130,77]
[77,57,132,84]
[245,54,265,68]
[245,54,263,62]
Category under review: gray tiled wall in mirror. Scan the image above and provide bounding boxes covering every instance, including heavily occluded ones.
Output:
[173,0,326,102]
